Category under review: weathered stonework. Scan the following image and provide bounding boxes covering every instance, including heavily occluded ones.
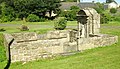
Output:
[3,8,118,62]
[4,31,118,62]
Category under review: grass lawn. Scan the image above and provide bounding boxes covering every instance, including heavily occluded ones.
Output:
[0,20,77,33]
[0,20,77,26]
[0,21,120,69]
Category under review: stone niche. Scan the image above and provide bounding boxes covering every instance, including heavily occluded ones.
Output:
[77,8,100,38]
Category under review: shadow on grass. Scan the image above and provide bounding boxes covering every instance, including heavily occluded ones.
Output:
[4,39,14,69]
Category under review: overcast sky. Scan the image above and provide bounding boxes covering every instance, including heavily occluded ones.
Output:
[80,0,120,4]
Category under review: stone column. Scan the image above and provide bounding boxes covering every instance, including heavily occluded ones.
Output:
[86,18,89,38]
[78,22,81,38]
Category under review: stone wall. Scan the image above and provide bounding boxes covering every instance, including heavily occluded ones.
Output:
[4,31,118,62]
[78,34,118,50]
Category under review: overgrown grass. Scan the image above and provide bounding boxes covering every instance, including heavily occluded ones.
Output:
[0,33,7,62]
[0,21,120,69]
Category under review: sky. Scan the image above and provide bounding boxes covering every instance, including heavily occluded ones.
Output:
[80,0,120,4]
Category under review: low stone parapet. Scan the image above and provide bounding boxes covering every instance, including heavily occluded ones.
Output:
[78,34,118,51]
[3,31,118,62]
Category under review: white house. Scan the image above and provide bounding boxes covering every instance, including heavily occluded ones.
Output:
[104,2,119,9]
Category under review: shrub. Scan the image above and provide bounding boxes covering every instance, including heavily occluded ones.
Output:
[54,17,67,30]
[110,8,117,14]
[27,14,39,22]
[39,17,46,22]
[100,14,108,24]
[20,25,29,31]
[0,15,14,22]
[100,12,113,24]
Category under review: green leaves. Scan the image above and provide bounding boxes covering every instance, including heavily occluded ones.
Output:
[0,0,61,21]
[54,17,67,30]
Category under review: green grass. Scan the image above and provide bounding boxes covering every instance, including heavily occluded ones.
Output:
[0,33,7,62]
[0,20,54,25]
[0,21,120,69]
[0,20,77,34]
[67,21,77,26]
[0,20,77,26]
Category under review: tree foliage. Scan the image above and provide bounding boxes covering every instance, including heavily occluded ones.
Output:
[0,0,61,22]
[59,6,80,21]
[94,2,104,14]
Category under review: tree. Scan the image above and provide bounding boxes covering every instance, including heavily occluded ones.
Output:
[1,0,61,20]
[94,2,104,14]
[44,0,61,17]
[0,2,15,22]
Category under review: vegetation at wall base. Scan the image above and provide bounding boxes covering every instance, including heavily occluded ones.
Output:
[0,33,6,62]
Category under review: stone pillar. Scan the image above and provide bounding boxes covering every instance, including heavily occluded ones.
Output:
[81,24,85,38]
[86,18,89,38]
[78,22,81,38]
[93,14,100,35]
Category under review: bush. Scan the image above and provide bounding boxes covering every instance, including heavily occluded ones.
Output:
[100,12,113,24]
[0,15,14,22]
[54,17,67,30]
[27,14,39,22]
[20,25,29,31]
[39,17,46,22]
[110,8,117,14]
[100,14,108,24]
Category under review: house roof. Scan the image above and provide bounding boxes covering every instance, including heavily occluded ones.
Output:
[60,2,78,10]
[104,1,118,5]
[78,2,98,9]
[60,2,98,10]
